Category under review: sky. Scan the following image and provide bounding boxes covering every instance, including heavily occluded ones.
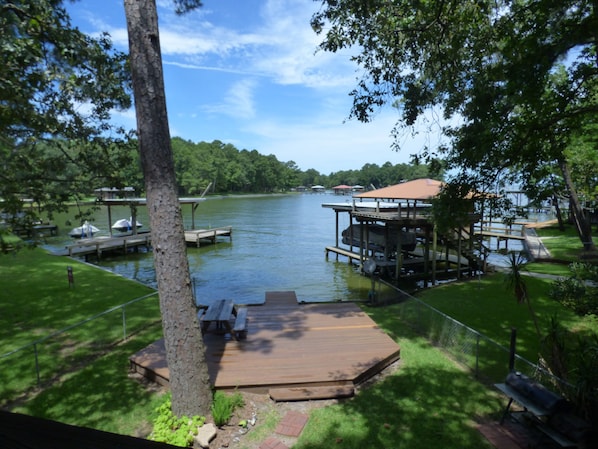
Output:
[65,0,444,174]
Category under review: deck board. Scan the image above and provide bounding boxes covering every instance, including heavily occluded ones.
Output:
[130,291,401,399]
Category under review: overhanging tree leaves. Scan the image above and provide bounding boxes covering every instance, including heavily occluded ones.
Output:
[123,0,212,417]
[0,0,133,227]
[312,0,598,248]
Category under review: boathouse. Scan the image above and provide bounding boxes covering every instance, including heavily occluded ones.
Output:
[323,178,486,287]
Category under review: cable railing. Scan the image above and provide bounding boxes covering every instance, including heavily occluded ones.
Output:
[0,292,160,402]
[390,287,573,395]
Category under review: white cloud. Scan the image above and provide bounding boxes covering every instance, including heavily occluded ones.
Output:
[201,79,257,119]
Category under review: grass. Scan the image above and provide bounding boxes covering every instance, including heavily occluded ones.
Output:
[524,262,572,277]
[11,323,167,436]
[419,273,597,346]
[0,247,160,410]
[534,225,589,261]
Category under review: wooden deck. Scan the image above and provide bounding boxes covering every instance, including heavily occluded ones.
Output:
[130,291,401,400]
[57,233,152,257]
[184,226,232,247]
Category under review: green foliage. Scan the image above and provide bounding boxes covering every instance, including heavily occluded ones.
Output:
[1,0,135,232]
[312,0,598,248]
[210,390,244,427]
[550,263,598,316]
[150,395,206,447]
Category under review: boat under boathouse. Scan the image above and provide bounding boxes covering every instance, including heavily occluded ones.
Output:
[323,178,488,288]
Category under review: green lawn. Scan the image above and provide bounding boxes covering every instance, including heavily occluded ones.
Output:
[417,273,597,355]
[0,247,159,408]
[535,225,590,261]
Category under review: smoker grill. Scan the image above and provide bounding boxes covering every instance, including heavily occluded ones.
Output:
[505,372,568,415]
[500,372,595,448]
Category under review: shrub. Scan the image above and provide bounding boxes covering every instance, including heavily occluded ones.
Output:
[549,263,598,315]
[211,390,244,427]
[150,395,206,447]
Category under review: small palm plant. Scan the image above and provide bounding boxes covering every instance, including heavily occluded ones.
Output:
[504,251,541,337]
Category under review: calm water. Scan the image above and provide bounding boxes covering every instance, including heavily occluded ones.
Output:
[41,193,396,305]
[40,194,553,304]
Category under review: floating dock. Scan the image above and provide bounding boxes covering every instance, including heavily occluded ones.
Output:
[184,226,232,247]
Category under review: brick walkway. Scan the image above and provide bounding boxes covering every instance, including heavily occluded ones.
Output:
[258,411,309,449]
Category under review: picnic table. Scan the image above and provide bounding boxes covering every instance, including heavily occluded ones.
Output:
[199,299,248,340]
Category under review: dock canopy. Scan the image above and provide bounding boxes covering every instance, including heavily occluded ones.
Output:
[332,185,352,195]
[356,178,443,201]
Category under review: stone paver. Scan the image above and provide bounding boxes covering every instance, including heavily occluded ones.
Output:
[258,436,289,449]
[274,411,309,437]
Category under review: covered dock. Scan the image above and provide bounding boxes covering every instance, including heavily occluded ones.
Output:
[323,178,485,287]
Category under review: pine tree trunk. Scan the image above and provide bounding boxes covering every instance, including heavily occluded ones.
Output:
[123,0,212,417]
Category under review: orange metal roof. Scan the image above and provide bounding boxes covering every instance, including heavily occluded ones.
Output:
[356,178,443,201]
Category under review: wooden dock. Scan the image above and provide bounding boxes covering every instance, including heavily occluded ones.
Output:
[59,233,152,258]
[184,226,232,247]
[129,291,401,400]
[325,245,470,267]
[475,229,526,250]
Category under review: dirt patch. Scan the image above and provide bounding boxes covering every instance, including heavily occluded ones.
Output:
[202,391,337,449]
[202,360,402,449]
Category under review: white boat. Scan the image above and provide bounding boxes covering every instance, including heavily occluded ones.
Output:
[111,218,143,232]
[69,221,100,238]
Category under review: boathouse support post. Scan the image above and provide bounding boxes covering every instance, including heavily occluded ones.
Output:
[457,226,463,279]
[395,228,402,280]
[334,211,340,253]
[432,225,438,286]
[107,205,113,237]
[359,221,365,271]
[423,225,430,288]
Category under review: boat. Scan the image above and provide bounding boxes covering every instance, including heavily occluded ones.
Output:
[341,224,417,253]
[69,221,100,238]
[111,218,143,232]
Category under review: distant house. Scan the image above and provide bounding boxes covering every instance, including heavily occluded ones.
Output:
[94,187,136,200]
[332,184,352,195]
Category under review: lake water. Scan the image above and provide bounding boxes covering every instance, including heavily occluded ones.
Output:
[40,193,551,304]
[41,193,396,305]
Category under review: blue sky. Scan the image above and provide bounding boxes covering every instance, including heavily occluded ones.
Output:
[66,0,444,174]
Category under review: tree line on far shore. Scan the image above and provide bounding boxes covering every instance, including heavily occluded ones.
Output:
[169,137,444,196]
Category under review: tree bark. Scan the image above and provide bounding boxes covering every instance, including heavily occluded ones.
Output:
[123,0,212,417]
[559,158,596,251]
